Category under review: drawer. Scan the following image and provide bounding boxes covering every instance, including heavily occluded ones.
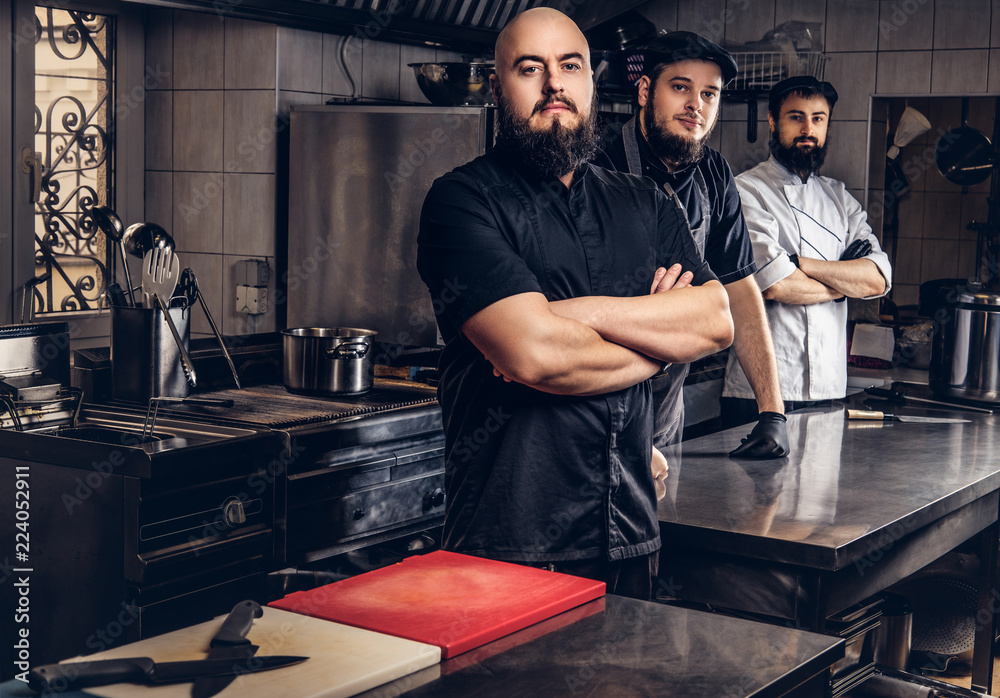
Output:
[287,472,445,554]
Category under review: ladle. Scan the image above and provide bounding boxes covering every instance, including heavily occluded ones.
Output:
[122,222,176,259]
[90,206,136,307]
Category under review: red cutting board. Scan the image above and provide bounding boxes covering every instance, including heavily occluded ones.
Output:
[269,550,605,658]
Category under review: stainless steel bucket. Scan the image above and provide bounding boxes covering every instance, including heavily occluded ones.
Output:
[111,305,191,402]
[929,289,1000,402]
[281,327,377,396]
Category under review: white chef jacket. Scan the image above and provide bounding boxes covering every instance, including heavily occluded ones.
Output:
[723,156,892,402]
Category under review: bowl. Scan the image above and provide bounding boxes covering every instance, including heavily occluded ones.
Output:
[408,62,495,106]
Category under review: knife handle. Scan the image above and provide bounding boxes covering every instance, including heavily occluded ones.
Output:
[29,658,155,692]
[847,409,887,420]
[212,599,263,646]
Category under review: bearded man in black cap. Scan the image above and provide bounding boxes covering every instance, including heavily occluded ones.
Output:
[723,76,892,416]
[598,31,788,459]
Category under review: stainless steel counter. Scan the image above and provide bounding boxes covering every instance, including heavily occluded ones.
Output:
[358,595,845,698]
[656,397,1000,692]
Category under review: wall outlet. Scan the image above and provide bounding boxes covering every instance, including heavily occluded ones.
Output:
[236,285,267,315]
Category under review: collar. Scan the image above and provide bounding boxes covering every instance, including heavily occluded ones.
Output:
[492,141,591,189]
[764,155,812,185]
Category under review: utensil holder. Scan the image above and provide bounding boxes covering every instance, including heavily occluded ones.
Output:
[111,305,191,402]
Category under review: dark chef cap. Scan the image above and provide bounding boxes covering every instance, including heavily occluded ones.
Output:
[768,75,839,116]
[641,31,739,85]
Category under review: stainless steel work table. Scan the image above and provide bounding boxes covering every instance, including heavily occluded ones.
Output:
[656,399,1000,693]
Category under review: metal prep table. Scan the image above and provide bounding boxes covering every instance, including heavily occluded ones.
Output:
[656,396,1000,694]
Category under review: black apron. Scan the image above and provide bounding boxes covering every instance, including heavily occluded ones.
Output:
[622,116,712,447]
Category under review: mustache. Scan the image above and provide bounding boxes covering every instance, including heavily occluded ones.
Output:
[794,137,818,145]
[533,95,577,114]
[674,114,706,126]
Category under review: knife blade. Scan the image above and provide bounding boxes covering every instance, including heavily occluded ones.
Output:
[28,654,307,693]
[192,599,263,698]
[864,387,993,413]
[847,409,970,424]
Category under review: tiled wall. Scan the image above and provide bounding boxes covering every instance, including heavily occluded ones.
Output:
[143,9,461,337]
[635,0,998,309]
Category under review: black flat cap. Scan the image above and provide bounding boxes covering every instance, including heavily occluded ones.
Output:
[642,31,739,84]
[768,75,839,115]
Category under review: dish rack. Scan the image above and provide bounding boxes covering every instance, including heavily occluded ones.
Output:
[724,50,827,142]
[728,50,827,92]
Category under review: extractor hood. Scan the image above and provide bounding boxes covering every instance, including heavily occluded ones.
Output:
[126,0,650,53]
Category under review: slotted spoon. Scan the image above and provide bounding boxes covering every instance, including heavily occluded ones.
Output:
[141,247,180,309]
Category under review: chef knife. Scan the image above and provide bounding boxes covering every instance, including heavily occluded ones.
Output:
[864,387,993,413]
[28,654,307,693]
[846,409,970,424]
[191,599,263,698]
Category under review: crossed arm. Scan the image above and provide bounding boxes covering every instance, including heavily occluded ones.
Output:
[762,257,886,305]
[462,264,733,396]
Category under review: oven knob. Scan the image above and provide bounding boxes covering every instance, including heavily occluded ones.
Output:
[353,508,366,520]
[222,497,246,527]
[423,488,446,510]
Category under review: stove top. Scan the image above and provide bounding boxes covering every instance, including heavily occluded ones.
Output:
[124,379,440,430]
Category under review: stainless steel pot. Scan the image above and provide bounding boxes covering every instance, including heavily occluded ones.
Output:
[930,289,1000,402]
[282,327,377,396]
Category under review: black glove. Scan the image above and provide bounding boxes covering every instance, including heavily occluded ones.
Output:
[840,238,872,261]
[834,239,873,302]
[729,412,790,460]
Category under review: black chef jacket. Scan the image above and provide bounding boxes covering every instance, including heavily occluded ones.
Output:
[595,121,756,446]
[417,144,717,563]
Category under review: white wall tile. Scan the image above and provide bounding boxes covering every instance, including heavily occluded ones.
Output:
[724,0,775,46]
[223,90,277,174]
[144,171,172,232]
[173,13,224,89]
[878,0,934,51]
[323,33,361,99]
[824,52,876,121]
[931,50,989,93]
[145,90,172,171]
[362,40,401,101]
[173,90,224,171]
[226,18,276,90]
[823,121,868,190]
[827,0,879,52]
[277,27,322,93]
[144,8,173,91]
[876,51,932,93]
[172,172,224,254]
[933,0,991,49]
[224,173,275,257]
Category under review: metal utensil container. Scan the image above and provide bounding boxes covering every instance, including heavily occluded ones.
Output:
[111,305,191,402]
[930,289,1000,402]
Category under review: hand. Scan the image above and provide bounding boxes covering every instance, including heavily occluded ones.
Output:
[729,412,790,459]
[650,264,693,294]
[839,239,873,261]
[651,446,669,500]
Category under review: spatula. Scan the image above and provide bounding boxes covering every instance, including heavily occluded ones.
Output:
[141,248,180,309]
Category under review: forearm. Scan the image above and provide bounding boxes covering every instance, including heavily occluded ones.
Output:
[726,277,784,413]
[549,281,734,364]
[761,268,842,305]
[798,257,886,298]
[463,292,661,396]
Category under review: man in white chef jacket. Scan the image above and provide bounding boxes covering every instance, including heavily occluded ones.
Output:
[722,76,892,418]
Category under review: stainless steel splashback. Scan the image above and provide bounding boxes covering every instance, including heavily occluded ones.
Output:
[286,105,491,348]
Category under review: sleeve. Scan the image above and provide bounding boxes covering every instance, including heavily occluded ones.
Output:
[735,176,797,292]
[416,172,542,335]
[655,188,717,287]
[703,160,756,285]
[840,186,893,299]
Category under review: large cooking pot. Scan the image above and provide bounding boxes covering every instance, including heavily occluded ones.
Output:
[929,288,1000,402]
[282,327,377,396]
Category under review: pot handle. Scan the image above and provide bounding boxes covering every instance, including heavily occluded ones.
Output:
[327,340,370,359]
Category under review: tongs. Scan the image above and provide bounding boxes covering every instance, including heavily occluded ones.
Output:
[174,268,242,389]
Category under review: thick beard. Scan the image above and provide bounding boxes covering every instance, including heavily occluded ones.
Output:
[642,81,716,168]
[771,131,829,180]
[495,84,600,181]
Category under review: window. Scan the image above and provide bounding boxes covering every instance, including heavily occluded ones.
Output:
[31,7,114,316]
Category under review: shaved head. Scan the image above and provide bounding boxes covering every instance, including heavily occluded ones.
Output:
[494,7,591,79]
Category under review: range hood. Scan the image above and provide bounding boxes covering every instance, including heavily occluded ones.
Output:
[127,0,649,52]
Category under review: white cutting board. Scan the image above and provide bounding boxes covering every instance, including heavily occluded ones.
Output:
[57,607,440,698]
